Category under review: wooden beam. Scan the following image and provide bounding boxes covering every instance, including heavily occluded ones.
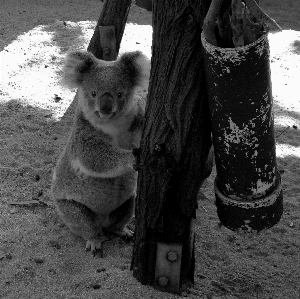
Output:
[87,0,132,59]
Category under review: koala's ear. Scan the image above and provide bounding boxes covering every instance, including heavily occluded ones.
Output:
[118,51,151,90]
[62,50,97,88]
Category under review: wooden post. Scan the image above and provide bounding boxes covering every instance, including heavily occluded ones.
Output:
[132,0,212,293]
[136,0,152,11]
[87,0,132,59]
[99,26,117,61]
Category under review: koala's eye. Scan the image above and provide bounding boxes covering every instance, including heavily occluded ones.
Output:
[91,91,97,98]
[117,92,123,98]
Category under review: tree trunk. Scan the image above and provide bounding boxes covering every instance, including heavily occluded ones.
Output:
[132,0,212,291]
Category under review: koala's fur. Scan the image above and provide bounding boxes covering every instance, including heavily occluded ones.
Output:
[51,50,150,255]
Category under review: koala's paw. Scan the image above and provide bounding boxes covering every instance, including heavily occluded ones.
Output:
[85,236,108,257]
[115,227,134,241]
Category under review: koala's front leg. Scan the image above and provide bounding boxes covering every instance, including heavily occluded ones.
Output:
[54,199,108,256]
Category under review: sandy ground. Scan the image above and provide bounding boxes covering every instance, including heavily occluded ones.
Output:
[0,1,300,298]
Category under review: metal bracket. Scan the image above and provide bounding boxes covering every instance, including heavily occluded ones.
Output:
[154,243,182,294]
[99,26,117,61]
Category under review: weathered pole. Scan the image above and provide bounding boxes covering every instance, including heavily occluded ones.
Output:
[87,0,132,59]
[132,0,212,293]
[136,0,152,11]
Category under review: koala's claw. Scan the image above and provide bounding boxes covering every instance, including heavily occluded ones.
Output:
[85,237,108,257]
[117,227,134,241]
[124,227,134,239]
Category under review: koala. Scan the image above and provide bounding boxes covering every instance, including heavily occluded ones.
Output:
[51,50,150,255]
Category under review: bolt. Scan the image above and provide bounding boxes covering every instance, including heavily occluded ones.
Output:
[167,251,178,262]
[107,30,114,39]
[158,276,168,286]
[103,47,110,55]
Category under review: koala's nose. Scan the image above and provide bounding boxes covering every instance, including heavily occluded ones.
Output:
[99,92,114,115]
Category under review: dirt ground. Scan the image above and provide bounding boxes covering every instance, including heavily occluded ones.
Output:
[0,1,300,298]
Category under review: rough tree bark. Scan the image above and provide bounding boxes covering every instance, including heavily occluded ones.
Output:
[132,0,212,290]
